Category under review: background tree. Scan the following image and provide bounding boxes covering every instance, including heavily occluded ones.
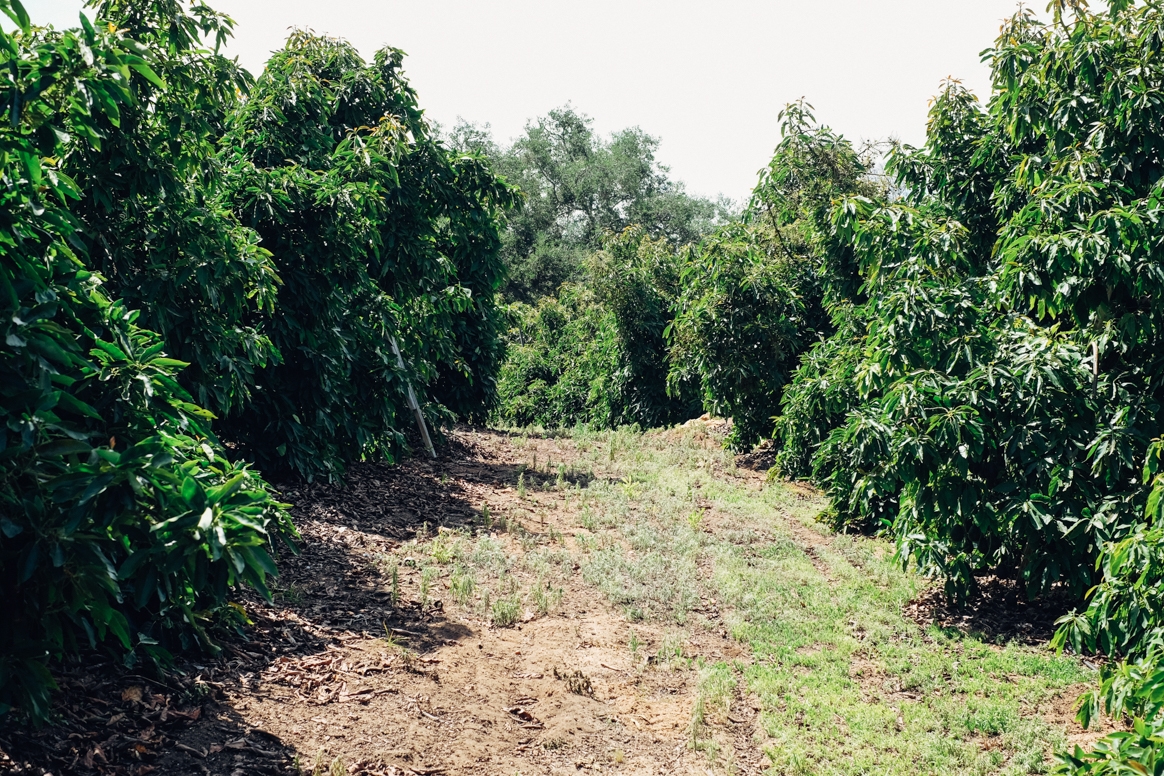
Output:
[590,227,702,428]
[494,227,700,430]
[449,108,732,302]
[667,223,807,449]
[494,287,620,428]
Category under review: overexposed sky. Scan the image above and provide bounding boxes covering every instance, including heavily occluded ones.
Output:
[31,1,1039,201]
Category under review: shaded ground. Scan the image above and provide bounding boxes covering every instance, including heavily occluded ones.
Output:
[733,440,777,473]
[1,423,1110,776]
[905,577,1081,647]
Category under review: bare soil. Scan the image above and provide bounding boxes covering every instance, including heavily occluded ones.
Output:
[0,429,764,776]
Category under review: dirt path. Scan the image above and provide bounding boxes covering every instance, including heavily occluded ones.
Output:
[226,428,763,775]
[1,427,765,776]
[0,424,1106,776]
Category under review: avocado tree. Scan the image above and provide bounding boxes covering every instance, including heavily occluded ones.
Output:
[60,0,281,418]
[221,31,515,478]
[0,0,289,722]
[811,0,1164,602]
[669,104,874,450]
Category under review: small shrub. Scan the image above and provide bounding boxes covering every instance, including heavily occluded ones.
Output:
[532,581,563,616]
[449,568,476,606]
[490,596,522,628]
[428,529,461,565]
[419,567,438,609]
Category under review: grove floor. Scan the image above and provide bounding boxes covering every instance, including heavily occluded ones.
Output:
[1,425,1112,776]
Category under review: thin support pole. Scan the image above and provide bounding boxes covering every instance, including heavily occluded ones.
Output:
[390,336,436,459]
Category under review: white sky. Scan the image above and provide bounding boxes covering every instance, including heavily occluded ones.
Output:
[30,1,1041,201]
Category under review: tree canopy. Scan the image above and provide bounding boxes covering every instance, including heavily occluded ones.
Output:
[448,107,731,302]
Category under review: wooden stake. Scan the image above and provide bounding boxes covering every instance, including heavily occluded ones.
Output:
[390,337,436,459]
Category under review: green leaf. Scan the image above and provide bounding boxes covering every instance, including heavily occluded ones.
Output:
[181,476,200,506]
[37,438,92,457]
[2,0,30,33]
[19,543,39,583]
[54,392,103,420]
[128,62,166,90]
[207,472,247,505]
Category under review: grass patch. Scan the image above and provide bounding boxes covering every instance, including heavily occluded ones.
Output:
[527,424,1095,775]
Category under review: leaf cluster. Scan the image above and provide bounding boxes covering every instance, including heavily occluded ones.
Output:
[0,1,290,722]
[448,109,732,303]
[494,228,699,429]
[669,104,874,450]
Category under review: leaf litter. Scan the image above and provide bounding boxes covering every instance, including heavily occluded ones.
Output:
[1,425,1099,775]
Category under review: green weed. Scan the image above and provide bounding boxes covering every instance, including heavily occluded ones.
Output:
[419,567,437,609]
[450,567,476,606]
[532,580,563,615]
[530,426,1090,774]
[490,596,522,628]
[428,529,460,565]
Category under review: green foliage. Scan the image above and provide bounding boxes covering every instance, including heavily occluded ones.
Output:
[494,228,698,430]
[1051,440,1164,772]
[221,31,514,477]
[495,286,619,428]
[668,224,806,450]
[753,2,1164,769]
[1052,648,1164,773]
[800,0,1164,602]
[824,181,1105,598]
[1055,444,1164,660]
[671,104,874,451]
[1054,718,1164,775]
[590,227,701,427]
[449,109,731,303]
[760,4,1164,767]
[428,148,516,424]
[61,0,281,418]
[750,100,876,308]
[0,2,290,722]
[771,303,864,481]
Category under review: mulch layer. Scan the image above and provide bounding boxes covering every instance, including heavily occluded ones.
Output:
[734,440,777,472]
[1,427,1084,775]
